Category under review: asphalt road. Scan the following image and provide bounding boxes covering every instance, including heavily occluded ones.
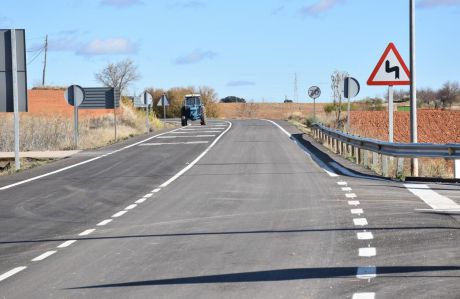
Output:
[0,119,459,299]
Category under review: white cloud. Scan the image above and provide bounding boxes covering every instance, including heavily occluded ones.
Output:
[417,0,460,8]
[301,0,344,17]
[100,0,142,7]
[174,49,217,65]
[77,38,137,56]
[227,81,256,87]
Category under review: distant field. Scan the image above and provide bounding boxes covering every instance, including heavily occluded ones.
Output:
[216,103,326,119]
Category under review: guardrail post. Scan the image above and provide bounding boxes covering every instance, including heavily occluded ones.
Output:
[372,152,379,172]
[363,150,369,168]
[397,158,405,178]
[355,147,361,164]
[455,160,460,179]
[382,155,389,177]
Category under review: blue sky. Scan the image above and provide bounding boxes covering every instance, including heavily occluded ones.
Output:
[2,0,460,102]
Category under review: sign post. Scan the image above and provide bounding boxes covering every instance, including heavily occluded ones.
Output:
[343,77,360,132]
[141,91,153,133]
[367,42,411,143]
[64,85,85,148]
[158,93,169,121]
[11,30,20,170]
[308,86,321,121]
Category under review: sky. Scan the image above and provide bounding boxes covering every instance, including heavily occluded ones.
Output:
[2,0,460,102]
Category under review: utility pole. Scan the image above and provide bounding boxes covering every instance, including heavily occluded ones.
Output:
[42,35,48,86]
[410,0,419,176]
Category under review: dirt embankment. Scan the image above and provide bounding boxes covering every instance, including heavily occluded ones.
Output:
[350,110,460,144]
[216,103,325,119]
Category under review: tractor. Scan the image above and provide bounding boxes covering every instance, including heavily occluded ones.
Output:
[181,94,206,126]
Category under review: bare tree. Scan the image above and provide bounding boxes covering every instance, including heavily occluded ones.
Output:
[95,59,140,93]
[331,70,348,128]
[438,81,460,109]
[418,88,440,108]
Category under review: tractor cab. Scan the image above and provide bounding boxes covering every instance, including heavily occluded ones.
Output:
[181,94,206,126]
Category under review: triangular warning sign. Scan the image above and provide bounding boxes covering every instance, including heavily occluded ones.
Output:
[367,43,411,86]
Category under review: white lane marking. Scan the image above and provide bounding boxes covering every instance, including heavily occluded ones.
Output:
[139,141,209,146]
[356,266,377,279]
[79,229,96,236]
[0,128,183,191]
[354,218,368,226]
[97,219,113,226]
[157,135,216,139]
[125,204,137,210]
[342,187,352,192]
[337,181,348,186]
[112,211,127,218]
[357,232,374,240]
[265,119,340,178]
[359,247,377,257]
[348,200,360,206]
[405,184,460,210]
[351,208,364,215]
[144,193,153,198]
[31,251,57,262]
[0,267,27,282]
[152,188,161,193]
[57,240,77,248]
[353,293,375,299]
[159,121,232,188]
[171,131,221,134]
[180,128,224,131]
[135,198,147,204]
[346,193,357,198]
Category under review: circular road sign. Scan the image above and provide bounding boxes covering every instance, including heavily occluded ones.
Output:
[141,91,153,106]
[64,85,85,107]
[308,86,321,100]
[343,77,360,99]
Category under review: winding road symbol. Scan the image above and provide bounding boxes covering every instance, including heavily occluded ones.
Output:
[385,60,400,79]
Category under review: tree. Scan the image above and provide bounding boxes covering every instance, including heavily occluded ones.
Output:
[438,81,460,109]
[220,96,246,103]
[418,88,440,108]
[331,70,348,128]
[95,59,140,94]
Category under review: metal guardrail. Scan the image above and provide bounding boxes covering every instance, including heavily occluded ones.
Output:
[312,123,460,159]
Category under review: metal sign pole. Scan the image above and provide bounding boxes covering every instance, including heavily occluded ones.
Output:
[346,78,352,132]
[11,30,20,170]
[114,107,117,141]
[163,96,166,120]
[74,101,79,148]
[410,0,419,176]
[313,99,316,121]
[388,85,394,142]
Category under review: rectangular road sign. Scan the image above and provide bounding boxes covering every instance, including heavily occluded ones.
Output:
[79,87,120,109]
[0,29,28,112]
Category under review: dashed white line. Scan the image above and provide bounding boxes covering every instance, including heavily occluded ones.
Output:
[346,193,357,198]
[342,187,352,192]
[112,211,127,218]
[348,200,360,206]
[157,135,216,139]
[144,193,153,198]
[357,232,374,240]
[57,240,77,248]
[0,267,27,282]
[152,188,161,193]
[31,251,57,262]
[351,209,364,215]
[356,266,377,279]
[97,219,113,226]
[353,218,368,226]
[353,293,375,299]
[79,229,96,236]
[359,247,377,257]
[135,198,147,204]
[125,204,137,210]
[139,141,209,146]
[338,181,348,186]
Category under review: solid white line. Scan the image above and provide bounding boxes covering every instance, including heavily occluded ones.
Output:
[157,135,216,139]
[144,193,153,198]
[57,240,77,248]
[356,266,377,279]
[353,293,375,299]
[31,251,57,262]
[351,208,364,215]
[348,200,360,206]
[357,232,374,240]
[112,211,127,218]
[152,188,161,193]
[159,121,232,188]
[405,184,460,210]
[264,119,340,177]
[135,198,147,204]
[125,204,137,210]
[180,128,224,131]
[346,193,357,198]
[97,219,113,226]
[79,229,96,236]
[0,128,182,191]
[171,131,221,134]
[342,187,352,192]
[139,141,210,146]
[354,218,368,226]
[359,247,377,257]
[0,267,27,282]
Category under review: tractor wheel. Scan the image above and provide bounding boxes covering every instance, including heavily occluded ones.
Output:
[200,106,207,126]
[181,107,188,126]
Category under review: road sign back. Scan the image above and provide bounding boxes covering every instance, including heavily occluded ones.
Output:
[367,43,411,86]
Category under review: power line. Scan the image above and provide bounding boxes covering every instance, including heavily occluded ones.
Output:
[27,47,44,65]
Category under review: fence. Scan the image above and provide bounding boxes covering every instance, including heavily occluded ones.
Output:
[311,123,460,179]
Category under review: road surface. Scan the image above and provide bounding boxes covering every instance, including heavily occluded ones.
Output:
[0,120,459,299]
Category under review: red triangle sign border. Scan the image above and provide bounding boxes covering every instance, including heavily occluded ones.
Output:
[367,42,411,86]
